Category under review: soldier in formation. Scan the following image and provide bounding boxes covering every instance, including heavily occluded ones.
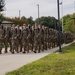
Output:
[0,24,74,54]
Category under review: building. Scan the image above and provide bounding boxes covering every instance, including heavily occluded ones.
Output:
[1,21,14,27]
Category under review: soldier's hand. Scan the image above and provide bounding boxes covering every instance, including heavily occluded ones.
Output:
[27,37,29,39]
[5,36,7,39]
[15,37,17,39]
[36,35,38,38]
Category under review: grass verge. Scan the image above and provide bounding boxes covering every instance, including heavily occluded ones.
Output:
[6,43,75,75]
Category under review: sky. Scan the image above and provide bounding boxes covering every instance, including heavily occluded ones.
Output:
[2,0,75,20]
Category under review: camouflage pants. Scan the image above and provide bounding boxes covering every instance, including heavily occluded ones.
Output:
[22,39,29,53]
[44,38,47,50]
[47,38,51,49]
[11,38,17,53]
[0,39,3,54]
[41,38,44,51]
[34,39,41,53]
[16,38,20,53]
[4,38,9,53]
[28,37,33,51]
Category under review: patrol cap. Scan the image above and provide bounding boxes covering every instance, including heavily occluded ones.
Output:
[23,24,26,26]
[23,24,28,26]
[12,24,15,27]
[17,25,19,26]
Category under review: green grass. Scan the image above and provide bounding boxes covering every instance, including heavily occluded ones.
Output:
[6,43,75,75]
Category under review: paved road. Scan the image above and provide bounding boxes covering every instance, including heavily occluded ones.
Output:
[0,43,73,75]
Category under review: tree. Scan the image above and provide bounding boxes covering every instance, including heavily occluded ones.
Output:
[21,16,26,20]
[27,16,35,25]
[0,0,5,12]
[0,13,4,23]
[61,13,75,33]
[35,16,60,30]
[4,16,28,26]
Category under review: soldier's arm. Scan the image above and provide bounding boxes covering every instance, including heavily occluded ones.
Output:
[20,30,23,39]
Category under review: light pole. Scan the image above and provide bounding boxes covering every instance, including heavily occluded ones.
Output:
[19,10,21,20]
[37,4,39,24]
[57,0,62,53]
[61,0,64,33]
[60,0,64,33]
[71,1,75,26]
[74,1,75,13]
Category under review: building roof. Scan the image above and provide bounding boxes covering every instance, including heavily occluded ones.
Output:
[2,21,14,24]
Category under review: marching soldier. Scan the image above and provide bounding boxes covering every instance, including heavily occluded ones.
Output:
[38,25,45,52]
[40,25,45,51]
[27,24,33,52]
[50,29,55,48]
[0,25,5,54]
[31,25,35,51]
[0,23,74,54]
[4,26,10,53]
[47,28,52,49]
[10,24,17,54]
[44,26,48,50]
[19,26,23,52]
[34,24,39,53]
[16,25,21,53]
[21,24,29,53]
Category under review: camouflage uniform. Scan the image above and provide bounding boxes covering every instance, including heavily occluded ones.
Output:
[16,25,21,53]
[38,25,44,52]
[50,29,55,48]
[41,26,45,51]
[53,30,58,47]
[64,32,73,44]
[4,27,10,53]
[21,24,29,53]
[0,25,5,54]
[44,27,48,50]
[47,28,52,49]
[31,25,35,51]
[19,26,23,52]
[46,27,51,49]
[34,25,39,53]
[10,25,17,54]
[27,25,32,51]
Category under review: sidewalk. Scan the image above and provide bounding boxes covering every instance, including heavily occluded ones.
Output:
[0,42,73,75]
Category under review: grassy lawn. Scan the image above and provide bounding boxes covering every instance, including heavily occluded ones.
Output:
[6,43,75,75]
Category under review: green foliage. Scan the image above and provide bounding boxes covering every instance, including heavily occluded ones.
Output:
[21,16,26,20]
[27,16,35,25]
[0,13,4,23]
[6,43,75,75]
[1,12,75,33]
[3,16,28,26]
[3,16,34,26]
[0,13,61,30]
[35,16,60,30]
[61,13,75,33]
[2,15,60,29]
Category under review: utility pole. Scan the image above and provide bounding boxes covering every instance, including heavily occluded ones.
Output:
[37,4,39,25]
[59,0,64,33]
[19,10,21,20]
[71,1,75,26]
[61,0,64,33]
[57,0,62,53]
[74,1,75,13]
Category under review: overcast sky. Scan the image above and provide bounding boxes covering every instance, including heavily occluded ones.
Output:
[3,0,75,20]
